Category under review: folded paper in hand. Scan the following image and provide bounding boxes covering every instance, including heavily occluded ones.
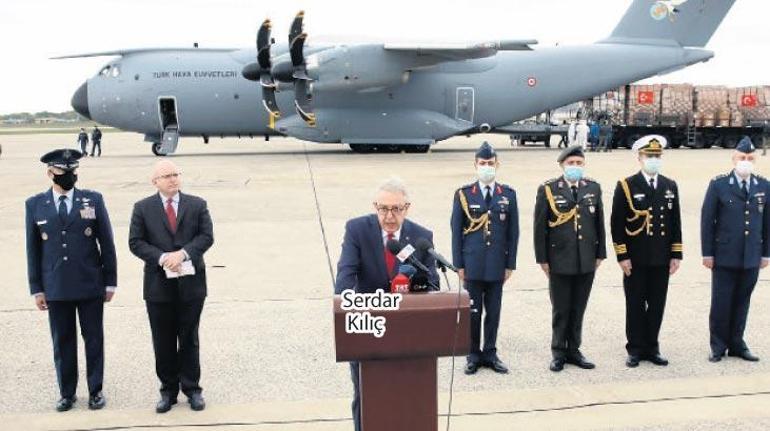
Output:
[165,261,196,279]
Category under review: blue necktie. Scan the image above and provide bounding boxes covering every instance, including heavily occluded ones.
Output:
[58,195,68,223]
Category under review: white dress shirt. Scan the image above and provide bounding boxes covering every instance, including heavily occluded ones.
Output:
[641,171,658,190]
[478,181,497,201]
[158,192,188,265]
[382,228,401,247]
[51,188,74,214]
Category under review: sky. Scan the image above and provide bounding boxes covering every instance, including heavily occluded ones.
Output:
[0,0,766,115]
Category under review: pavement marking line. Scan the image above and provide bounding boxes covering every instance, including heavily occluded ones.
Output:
[7,372,770,431]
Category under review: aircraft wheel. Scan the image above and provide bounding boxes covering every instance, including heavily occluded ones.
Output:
[151,142,167,156]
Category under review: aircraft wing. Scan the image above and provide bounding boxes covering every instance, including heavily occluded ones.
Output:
[383,39,537,61]
[51,47,238,59]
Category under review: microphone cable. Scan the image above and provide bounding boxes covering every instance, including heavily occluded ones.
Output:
[302,143,336,287]
[443,265,464,431]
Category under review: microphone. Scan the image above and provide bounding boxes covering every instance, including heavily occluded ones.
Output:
[386,239,431,274]
[390,268,410,294]
[416,238,458,273]
[398,264,417,279]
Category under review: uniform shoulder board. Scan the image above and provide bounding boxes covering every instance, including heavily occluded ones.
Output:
[712,174,728,181]
[543,177,559,186]
[500,183,514,191]
[583,176,598,184]
[755,174,767,181]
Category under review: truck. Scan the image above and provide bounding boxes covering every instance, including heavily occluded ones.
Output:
[589,84,770,149]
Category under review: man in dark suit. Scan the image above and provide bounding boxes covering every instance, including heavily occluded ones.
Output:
[534,145,605,372]
[25,148,117,412]
[610,135,682,368]
[451,142,519,375]
[128,160,214,413]
[334,177,440,431]
[702,137,770,363]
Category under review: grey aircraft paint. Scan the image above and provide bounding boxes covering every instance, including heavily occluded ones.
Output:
[59,0,737,155]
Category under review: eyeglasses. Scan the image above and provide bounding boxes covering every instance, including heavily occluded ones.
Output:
[155,172,182,180]
[374,203,410,216]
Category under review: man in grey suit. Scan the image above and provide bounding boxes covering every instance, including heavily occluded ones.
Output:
[128,161,214,413]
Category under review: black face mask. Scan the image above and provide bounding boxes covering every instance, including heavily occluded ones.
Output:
[53,171,78,191]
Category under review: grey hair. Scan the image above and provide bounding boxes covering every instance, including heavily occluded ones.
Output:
[375,176,410,201]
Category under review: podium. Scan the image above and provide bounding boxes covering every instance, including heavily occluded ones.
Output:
[334,291,470,431]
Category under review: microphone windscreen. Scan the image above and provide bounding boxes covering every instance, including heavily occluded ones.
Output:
[386,238,402,255]
[415,238,433,252]
[399,264,417,277]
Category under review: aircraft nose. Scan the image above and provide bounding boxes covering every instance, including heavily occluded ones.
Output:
[71,81,90,120]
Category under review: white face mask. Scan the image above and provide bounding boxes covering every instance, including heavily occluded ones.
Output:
[477,166,496,184]
[735,160,754,178]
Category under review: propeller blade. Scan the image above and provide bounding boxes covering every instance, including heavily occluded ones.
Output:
[294,79,315,127]
[257,19,273,70]
[290,32,307,68]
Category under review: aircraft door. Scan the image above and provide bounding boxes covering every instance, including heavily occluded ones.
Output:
[158,97,180,154]
[455,87,475,123]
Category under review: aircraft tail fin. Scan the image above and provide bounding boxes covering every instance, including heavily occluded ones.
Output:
[607,0,736,47]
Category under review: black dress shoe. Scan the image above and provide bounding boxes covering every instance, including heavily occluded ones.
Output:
[56,396,76,412]
[729,350,760,362]
[489,359,509,374]
[566,354,596,370]
[549,358,565,372]
[188,393,206,411]
[626,355,641,368]
[464,361,480,375]
[155,396,177,414]
[709,352,724,363]
[88,392,106,410]
[647,353,669,366]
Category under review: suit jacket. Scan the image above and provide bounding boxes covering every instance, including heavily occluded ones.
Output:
[701,171,770,269]
[128,192,214,302]
[451,182,519,282]
[25,188,117,301]
[334,214,440,294]
[534,176,606,275]
[610,172,682,266]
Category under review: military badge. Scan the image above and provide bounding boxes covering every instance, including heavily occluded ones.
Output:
[589,205,595,214]
[500,213,506,221]
[80,207,96,219]
[41,232,48,241]
[84,227,93,237]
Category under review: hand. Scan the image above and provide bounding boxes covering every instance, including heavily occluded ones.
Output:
[105,291,115,302]
[34,294,48,311]
[504,269,513,281]
[702,257,714,270]
[595,259,604,270]
[761,259,769,270]
[539,263,550,277]
[669,258,681,275]
[458,268,465,282]
[619,259,632,277]
[162,250,186,272]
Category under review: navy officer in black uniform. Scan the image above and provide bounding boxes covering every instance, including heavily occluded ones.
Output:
[451,142,519,375]
[25,149,117,411]
[702,137,770,363]
[534,145,606,372]
[610,135,682,368]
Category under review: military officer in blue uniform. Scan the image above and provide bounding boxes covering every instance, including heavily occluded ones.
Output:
[25,149,117,411]
[534,145,606,372]
[610,135,682,368]
[701,137,770,363]
[451,142,519,375]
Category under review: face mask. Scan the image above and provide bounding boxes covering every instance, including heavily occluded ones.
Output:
[53,171,78,191]
[477,166,496,184]
[735,160,754,178]
[642,158,662,176]
[563,166,584,183]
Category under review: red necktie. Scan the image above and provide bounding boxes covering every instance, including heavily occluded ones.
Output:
[165,198,177,233]
[384,233,396,276]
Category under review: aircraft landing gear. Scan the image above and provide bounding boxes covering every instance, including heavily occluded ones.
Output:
[151,142,168,156]
[348,144,430,153]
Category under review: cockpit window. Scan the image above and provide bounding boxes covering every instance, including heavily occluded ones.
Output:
[97,64,121,78]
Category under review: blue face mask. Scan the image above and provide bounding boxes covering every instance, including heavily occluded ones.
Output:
[643,157,662,175]
[564,166,584,183]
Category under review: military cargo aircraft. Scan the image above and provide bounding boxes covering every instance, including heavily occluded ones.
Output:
[57,0,736,155]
